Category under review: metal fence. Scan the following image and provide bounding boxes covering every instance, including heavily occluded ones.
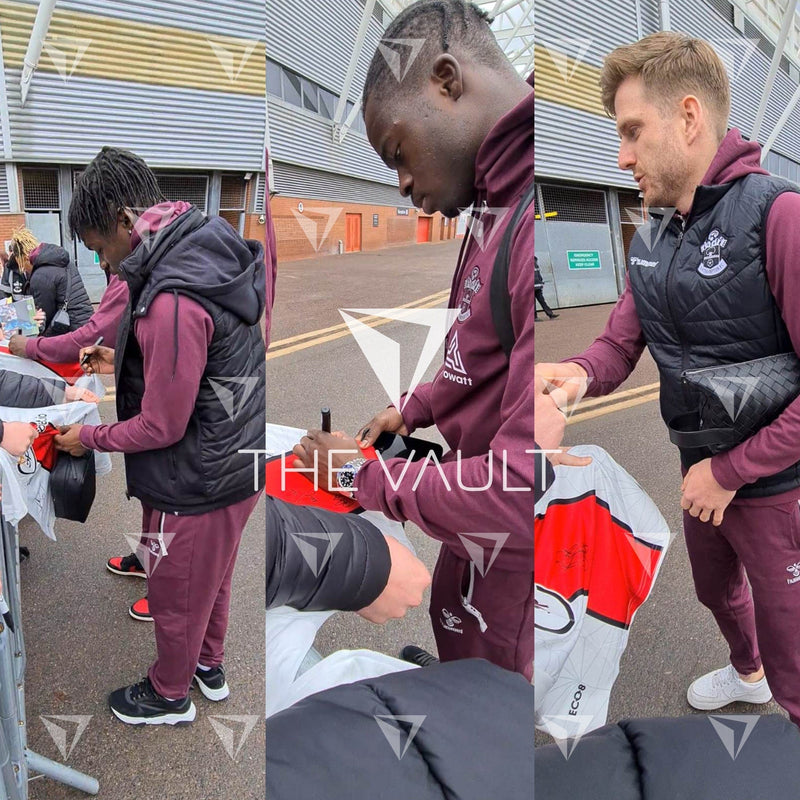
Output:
[0,513,98,797]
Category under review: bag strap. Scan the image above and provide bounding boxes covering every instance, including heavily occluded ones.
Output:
[492,180,536,359]
[61,265,73,312]
[667,412,739,449]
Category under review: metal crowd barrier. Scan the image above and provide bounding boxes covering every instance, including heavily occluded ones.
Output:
[0,513,99,797]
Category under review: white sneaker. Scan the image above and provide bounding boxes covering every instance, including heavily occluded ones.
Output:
[687,664,772,710]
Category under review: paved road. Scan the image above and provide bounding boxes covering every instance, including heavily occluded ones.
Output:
[23,391,265,800]
[267,240,460,663]
[535,305,788,743]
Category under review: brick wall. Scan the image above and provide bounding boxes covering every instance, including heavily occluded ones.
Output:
[0,214,27,251]
[270,195,458,263]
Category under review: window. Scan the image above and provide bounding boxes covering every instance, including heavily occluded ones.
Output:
[282,69,302,107]
[220,174,247,234]
[266,60,282,97]
[21,168,60,210]
[155,174,209,213]
[301,78,318,113]
[319,88,337,119]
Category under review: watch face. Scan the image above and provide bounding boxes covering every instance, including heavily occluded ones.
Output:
[337,467,355,490]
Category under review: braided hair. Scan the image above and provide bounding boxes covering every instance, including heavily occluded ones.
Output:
[68,146,165,240]
[362,0,507,116]
[10,227,39,260]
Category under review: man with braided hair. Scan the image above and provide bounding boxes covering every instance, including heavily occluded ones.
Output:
[293,1,534,679]
[55,146,270,725]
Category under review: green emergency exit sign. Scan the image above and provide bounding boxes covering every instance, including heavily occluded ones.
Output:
[566,250,602,270]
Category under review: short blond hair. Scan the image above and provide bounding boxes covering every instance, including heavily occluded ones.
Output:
[600,32,731,139]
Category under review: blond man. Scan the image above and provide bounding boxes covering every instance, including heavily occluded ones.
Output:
[537,32,800,725]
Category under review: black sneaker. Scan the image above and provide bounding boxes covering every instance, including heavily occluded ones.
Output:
[400,645,440,668]
[107,552,146,578]
[193,665,230,701]
[109,677,195,726]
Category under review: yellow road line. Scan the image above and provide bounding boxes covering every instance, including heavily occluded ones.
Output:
[267,291,451,361]
[570,382,660,410]
[566,391,660,424]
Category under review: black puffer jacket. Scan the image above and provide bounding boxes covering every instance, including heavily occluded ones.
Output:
[266,496,391,611]
[266,658,534,800]
[26,244,93,336]
[536,715,800,799]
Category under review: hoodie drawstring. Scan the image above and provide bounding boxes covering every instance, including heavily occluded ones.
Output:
[171,290,179,380]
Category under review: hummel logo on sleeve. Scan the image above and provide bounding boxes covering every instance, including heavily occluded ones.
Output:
[630,256,659,268]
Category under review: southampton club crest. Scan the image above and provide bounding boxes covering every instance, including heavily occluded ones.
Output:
[698,228,729,277]
[458,266,483,323]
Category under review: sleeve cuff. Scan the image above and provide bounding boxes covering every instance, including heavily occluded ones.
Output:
[710,452,747,492]
[23,337,39,359]
[78,425,97,450]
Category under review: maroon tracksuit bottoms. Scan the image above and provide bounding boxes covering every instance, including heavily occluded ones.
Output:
[429,546,533,682]
[683,498,800,726]
[142,491,262,700]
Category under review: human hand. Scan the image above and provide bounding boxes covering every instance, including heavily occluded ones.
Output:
[64,384,100,403]
[535,362,590,411]
[292,430,363,492]
[0,422,37,457]
[54,425,88,457]
[78,345,115,375]
[355,407,408,449]
[34,308,46,327]
[357,535,431,624]
[681,458,735,526]
[7,333,28,358]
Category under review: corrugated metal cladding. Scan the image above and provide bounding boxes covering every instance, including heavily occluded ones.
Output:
[5,71,265,170]
[535,98,635,189]
[265,0,386,103]
[536,0,641,68]
[268,100,400,187]
[273,161,414,207]
[670,0,800,166]
[16,0,263,41]
[0,167,9,212]
[536,0,800,188]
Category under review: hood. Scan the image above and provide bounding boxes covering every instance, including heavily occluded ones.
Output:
[30,243,71,271]
[701,128,768,186]
[472,71,534,209]
[121,206,266,326]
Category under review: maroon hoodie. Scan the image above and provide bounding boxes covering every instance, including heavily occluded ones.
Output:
[569,128,800,505]
[356,74,534,571]
[24,274,129,363]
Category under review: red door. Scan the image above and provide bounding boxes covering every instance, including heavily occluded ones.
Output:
[345,213,362,252]
[417,216,432,243]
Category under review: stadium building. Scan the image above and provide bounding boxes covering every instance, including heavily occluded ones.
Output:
[0,0,266,300]
[537,0,800,307]
[265,0,533,262]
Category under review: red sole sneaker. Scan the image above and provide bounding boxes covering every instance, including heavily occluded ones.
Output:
[107,557,146,578]
[129,598,153,622]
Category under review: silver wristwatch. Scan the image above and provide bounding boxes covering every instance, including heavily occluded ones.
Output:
[337,457,367,490]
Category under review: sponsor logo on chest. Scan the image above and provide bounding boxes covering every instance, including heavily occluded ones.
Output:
[698,228,729,277]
